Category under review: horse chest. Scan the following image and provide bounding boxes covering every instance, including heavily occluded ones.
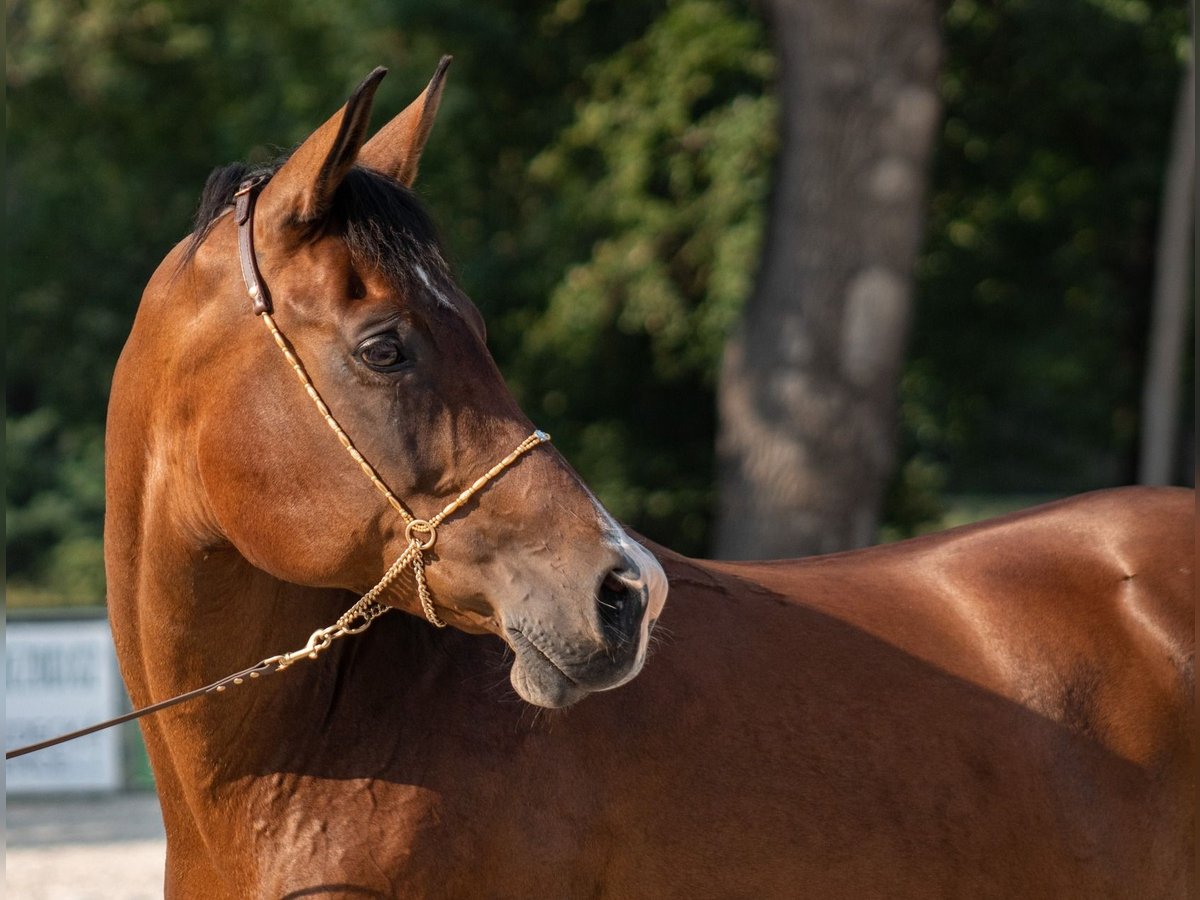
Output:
[223,764,612,897]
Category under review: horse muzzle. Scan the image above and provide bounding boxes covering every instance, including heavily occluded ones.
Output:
[503,545,665,708]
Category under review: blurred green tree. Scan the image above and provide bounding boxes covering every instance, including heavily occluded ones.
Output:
[511,0,776,554]
[894,0,1192,521]
[715,0,942,559]
[5,0,1191,602]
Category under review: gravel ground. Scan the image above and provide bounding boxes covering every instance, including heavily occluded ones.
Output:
[6,793,166,900]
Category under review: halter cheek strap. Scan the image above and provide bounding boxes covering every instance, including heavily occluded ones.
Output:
[234,174,273,314]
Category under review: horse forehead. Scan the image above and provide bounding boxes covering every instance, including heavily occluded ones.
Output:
[298,233,472,318]
[192,215,482,336]
[393,262,487,340]
[274,236,355,286]
[353,265,481,336]
[407,262,478,323]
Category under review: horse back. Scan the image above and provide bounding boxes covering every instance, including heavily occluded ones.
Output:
[710,486,1194,766]
[635,487,1192,896]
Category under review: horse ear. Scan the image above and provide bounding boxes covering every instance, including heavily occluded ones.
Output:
[259,67,388,226]
[358,56,451,187]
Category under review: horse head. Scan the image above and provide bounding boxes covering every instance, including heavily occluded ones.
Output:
[134,62,667,708]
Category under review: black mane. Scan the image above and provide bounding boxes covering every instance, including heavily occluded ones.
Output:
[183,159,449,291]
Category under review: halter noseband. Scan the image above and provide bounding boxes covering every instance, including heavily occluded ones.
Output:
[234,174,549,636]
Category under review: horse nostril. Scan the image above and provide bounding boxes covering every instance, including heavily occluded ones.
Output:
[602,572,627,597]
[597,570,643,646]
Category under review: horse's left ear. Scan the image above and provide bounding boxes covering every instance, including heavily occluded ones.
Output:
[358,56,452,186]
[259,67,388,226]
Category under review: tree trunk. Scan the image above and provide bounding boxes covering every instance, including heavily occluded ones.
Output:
[1138,63,1195,486]
[715,0,942,559]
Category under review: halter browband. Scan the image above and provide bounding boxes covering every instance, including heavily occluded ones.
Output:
[3,176,550,761]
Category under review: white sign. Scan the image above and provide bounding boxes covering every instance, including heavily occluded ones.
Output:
[5,619,123,792]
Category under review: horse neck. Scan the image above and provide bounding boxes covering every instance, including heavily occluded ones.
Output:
[108,509,478,784]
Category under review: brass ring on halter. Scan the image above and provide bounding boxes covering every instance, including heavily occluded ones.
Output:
[405,519,437,550]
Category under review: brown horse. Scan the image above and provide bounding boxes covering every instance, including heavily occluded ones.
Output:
[106,64,1194,899]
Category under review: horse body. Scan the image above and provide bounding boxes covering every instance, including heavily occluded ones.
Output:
[105,64,1194,898]
[108,476,1193,897]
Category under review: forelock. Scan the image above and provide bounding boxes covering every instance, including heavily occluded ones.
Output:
[183,158,450,296]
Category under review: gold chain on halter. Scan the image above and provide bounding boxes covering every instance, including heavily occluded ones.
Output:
[229,171,549,665]
[256,309,548,663]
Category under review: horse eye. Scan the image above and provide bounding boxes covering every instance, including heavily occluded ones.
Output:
[356,335,408,372]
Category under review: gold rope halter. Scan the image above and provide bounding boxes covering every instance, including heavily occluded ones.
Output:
[234,174,549,669]
[2,173,551,761]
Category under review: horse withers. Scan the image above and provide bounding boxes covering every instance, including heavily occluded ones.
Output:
[106,63,1194,898]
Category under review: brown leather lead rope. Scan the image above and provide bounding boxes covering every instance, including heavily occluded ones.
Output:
[6,659,278,760]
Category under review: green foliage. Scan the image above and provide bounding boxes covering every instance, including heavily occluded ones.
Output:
[6,0,424,602]
[529,1,774,380]
[512,0,776,551]
[896,0,1191,511]
[6,413,106,603]
[5,0,1190,603]
[4,0,721,600]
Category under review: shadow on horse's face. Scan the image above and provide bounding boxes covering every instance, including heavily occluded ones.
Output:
[142,64,666,708]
